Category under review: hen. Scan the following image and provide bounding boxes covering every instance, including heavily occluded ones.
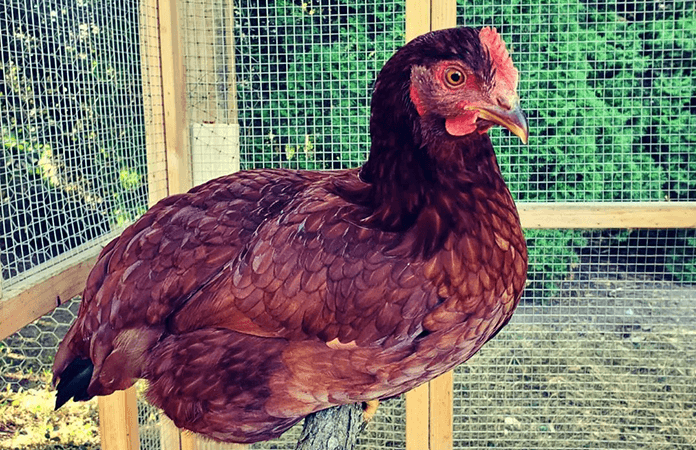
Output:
[53,26,528,443]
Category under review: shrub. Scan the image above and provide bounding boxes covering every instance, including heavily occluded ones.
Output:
[0,0,148,278]
[234,0,405,170]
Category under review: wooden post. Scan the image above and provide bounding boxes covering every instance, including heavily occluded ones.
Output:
[404,1,457,449]
[431,0,457,30]
[405,383,430,450]
[405,0,431,42]
[405,372,454,450]
[429,2,457,445]
[140,0,169,206]
[429,371,454,450]
[404,3,432,446]
[160,0,192,195]
[98,386,140,450]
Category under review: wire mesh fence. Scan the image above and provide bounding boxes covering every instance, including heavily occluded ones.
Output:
[1,0,695,449]
[453,228,696,449]
[232,0,405,172]
[0,0,164,294]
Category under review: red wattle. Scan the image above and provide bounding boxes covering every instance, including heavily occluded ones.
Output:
[445,111,479,136]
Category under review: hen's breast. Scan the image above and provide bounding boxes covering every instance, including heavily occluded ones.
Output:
[257,180,528,418]
[385,181,528,388]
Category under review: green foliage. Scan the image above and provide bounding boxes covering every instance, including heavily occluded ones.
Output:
[1,0,148,278]
[235,0,405,170]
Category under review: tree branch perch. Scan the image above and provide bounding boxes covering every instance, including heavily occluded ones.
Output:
[295,403,367,450]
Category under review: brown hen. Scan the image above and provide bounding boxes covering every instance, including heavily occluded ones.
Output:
[53,26,528,443]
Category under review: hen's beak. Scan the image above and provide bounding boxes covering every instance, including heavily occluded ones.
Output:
[477,101,529,144]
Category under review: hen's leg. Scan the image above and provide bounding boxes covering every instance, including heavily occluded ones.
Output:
[362,399,380,423]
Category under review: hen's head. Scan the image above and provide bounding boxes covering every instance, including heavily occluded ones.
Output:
[369,27,528,154]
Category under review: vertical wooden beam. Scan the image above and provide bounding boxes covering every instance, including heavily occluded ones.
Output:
[405,2,457,449]
[430,0,457,30]
[429,371,454,450]
[140,0,169,206]
[405,0,431,42]
[225,0,238,125]
[160,0,192,195]
[180,432,196,450]
[405,383,430,450]
[405,372,454,450]
[404,8,430,450]
[98,386,140,450]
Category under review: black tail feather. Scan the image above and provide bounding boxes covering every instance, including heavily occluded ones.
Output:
[55,358,94,410]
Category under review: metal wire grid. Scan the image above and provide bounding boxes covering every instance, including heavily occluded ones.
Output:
[138,400,163,450]
[140,0,169,204]
[178,0,241,186]
[453,228,696,449]
[233,0,405,172]
[458,0,696,203]
[0,0,157,292]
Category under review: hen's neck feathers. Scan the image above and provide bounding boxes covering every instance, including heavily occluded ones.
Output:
[333,29,513,257]
[354,64,505,232]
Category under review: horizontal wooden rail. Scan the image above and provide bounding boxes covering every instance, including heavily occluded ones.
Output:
[0,237,110,340]
[0,256,97,340]
[518,202,696,229]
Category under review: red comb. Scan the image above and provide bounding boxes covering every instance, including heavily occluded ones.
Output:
[479,27,518,92]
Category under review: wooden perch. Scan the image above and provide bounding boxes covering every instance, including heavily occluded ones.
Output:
[295,403,367,450]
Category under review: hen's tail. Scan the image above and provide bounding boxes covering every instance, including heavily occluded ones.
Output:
[55,358,94,410]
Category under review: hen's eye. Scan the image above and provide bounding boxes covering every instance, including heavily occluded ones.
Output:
[444,68,466,87]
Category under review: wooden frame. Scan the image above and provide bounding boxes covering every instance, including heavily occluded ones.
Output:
[1,0,695,449]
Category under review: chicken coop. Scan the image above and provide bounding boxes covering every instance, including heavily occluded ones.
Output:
[1,0,695,448]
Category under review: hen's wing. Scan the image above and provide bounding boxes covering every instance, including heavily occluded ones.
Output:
[54,166,435,392]
[169,180,432,346]
[53,169,327,389]
[54,165,524,443]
